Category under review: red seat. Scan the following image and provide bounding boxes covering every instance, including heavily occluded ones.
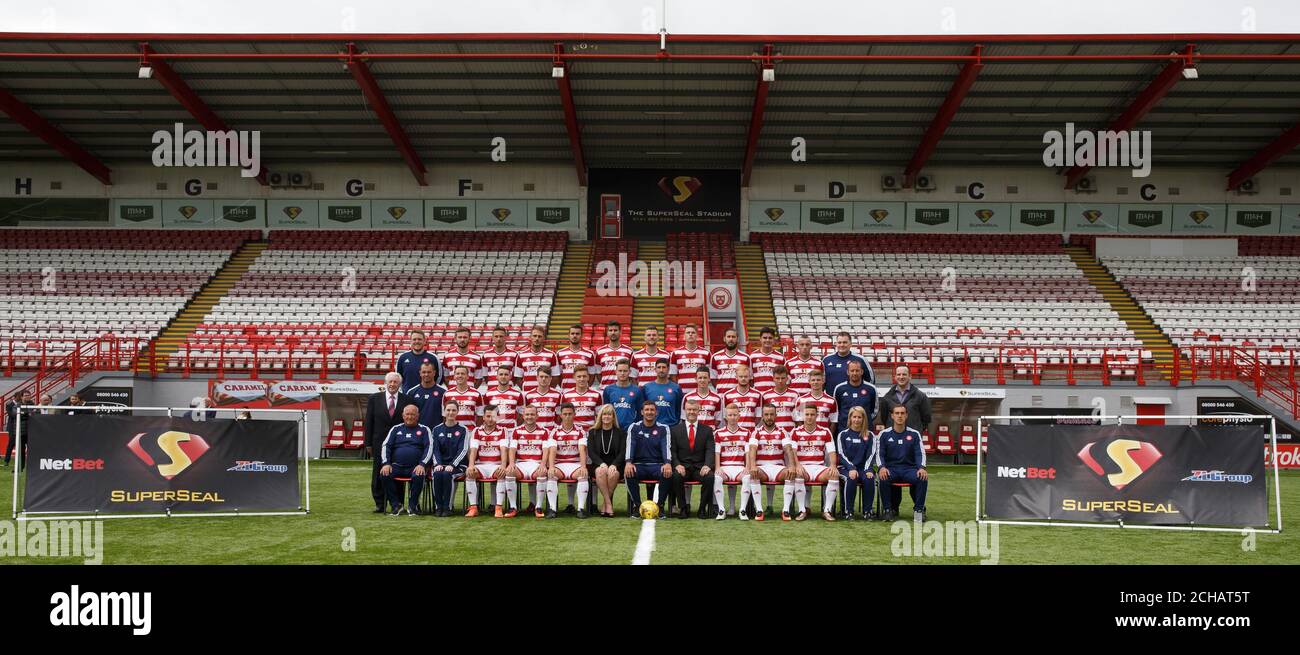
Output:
[921,430,935,454]
[959,425,977,455]
[934,425,957,455]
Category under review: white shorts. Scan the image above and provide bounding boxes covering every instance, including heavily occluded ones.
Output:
[757,463,787,481]
[797,464,830,481]
[473,463,501,480]
[555,462,584,479]
[514,460,542,481]
[717,465,747,483]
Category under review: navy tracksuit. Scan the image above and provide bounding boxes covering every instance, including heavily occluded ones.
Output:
[833,380,878,432]
[875,426,928,513]
[396,349,442,390]
[835,428,877,516]
[405,382,446,429]
[380,422,434,512]
[429,422,470,512]
[624,421,672,508]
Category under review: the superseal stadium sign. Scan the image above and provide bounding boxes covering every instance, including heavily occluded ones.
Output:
[983,424,1266,527]
[586,169,740,238]
[23,415,300,514]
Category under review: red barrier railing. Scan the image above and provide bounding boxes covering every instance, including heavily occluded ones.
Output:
[0,335,143,409]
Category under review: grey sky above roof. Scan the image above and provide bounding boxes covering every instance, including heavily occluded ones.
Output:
[5,0,1299,35]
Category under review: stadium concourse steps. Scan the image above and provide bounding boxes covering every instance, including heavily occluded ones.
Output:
[0,229,257,370]
[752,233,1148,381]
[1075,235,1300,364]
[169,230,566,374]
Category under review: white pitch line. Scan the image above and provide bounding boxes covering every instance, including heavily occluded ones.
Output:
[631,518,656,565]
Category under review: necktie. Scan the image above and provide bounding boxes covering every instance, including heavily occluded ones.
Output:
[387,395,395,417]
[688,424,696,450]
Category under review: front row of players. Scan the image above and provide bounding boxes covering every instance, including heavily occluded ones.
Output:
[379,397,928,521]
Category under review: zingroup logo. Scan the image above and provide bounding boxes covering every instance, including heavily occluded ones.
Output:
[869,208,890,223]
[974,208,995,223]
[227,460,289,473]
[282,205,303,220]
[1076,438,1163,490]
[491,207,512,221]
[126,431,210,480]
[658,175,702,204]
[177,205,198,219]
[1082,209,1103,224]
[1189,209,1209,224]
[764,207,785,221]
[1182,470,1253,484]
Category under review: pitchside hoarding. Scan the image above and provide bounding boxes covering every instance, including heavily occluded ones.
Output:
[984,424,1267,526]
[209,379,321,409]
[24,415,300,514]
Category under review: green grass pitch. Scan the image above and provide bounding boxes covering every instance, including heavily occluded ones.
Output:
[3,461,1296,564]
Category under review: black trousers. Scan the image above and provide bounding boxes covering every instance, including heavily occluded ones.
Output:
[670,465,714,510]
[370,447,386,509]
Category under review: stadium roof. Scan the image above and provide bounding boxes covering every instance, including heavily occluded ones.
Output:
[1,32,1298,188]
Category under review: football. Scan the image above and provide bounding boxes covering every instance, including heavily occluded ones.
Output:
[639,500,660,520]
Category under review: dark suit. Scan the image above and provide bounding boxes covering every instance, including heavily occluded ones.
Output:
[364,390,416,510]
[668,421,715,515]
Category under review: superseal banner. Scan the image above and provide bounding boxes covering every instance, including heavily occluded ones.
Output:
[984,424,1266,526]
[23,415,300,514]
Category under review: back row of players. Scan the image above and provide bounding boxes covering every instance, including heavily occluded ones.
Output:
[395,322,882,434]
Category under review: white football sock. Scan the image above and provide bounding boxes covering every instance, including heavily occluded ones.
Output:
[794,478,807,513]
[824,479,839,513]
[505,477,518,509]
[494,480,506,506]
[782,480,795,512]
[466,478,478,505]
[713,474,725,511]
[546,478,559,510]
[576,479,589,511]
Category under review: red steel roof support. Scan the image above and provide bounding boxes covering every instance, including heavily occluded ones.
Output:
[1063,44,1195,189]
[553,43,587,187]
[142,44,269,185]
[345,43,427,186]
[0,87,111,184]
[741,44,774,187]
[903,45,983,188]
[1226,122,1300,190]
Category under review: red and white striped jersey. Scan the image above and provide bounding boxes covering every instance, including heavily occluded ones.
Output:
[710,349,751,394]
[796,392,838,431]
[714,427,750,467]
[555,346,598,391]
[748,349,785,394]
[787,425,836,466]
[551,426,587,465]
[441,349,484,386]
[523,388,563,430]
[669,346,711,394]
[686,389,723,429]
[631,348,669,385]
[511,425,552,462]
[722,387,764,432]
[516,348,560,394]
[479,348,519,384]
[561,388,603,431]
[763,389,803,433]
[443,386,484,426]
[482,386,525,430]
[469,426,510,465]
[784,355,823,397]
[749,425,788,466]
[594,344,634,388]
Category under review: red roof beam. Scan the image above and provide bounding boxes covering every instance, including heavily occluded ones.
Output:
[344,43,427,186]
[553,43,587,187]
[741,44,775,187]
[1226,122,1300,191]
[903,45,983,188]
[0,87,111,185]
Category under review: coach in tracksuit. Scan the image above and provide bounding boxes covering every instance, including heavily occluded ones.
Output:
[429,401,470,517]
[380,404,434,516]
[622,401,672,517]
[832,360,877,434]
[836,405,877,521]
[875,404,928,521]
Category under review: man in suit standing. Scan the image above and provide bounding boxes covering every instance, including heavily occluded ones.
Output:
[668,398,716,519]
[365,372,416,513]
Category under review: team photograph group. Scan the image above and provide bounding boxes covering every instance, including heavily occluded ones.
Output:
[368,322,934,522]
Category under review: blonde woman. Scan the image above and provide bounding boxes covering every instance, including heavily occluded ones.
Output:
[587,404,624,517]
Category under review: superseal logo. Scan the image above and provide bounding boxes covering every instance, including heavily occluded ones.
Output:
[127,431,209,480]
[1076,438,1163,490]
[227,460,289,473]
[50,585,151,636]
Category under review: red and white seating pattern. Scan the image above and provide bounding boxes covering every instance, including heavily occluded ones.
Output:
[0,229,254,367]
[173,230,566,372]
[755,234,1145,370]
[1105,239,1300,358]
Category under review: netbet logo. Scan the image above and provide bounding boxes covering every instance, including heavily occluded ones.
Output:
[996,465,1056,479]
[1076,438,1163,490]
[38,458,105,471]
